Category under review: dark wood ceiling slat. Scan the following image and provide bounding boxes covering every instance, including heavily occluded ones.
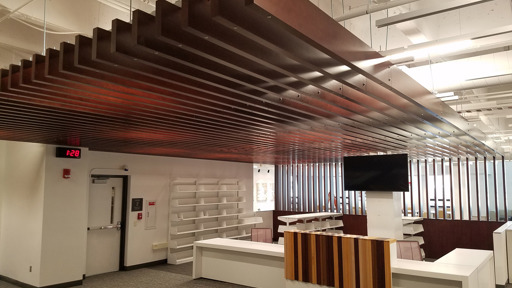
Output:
[0,0,500,163]
[157,0,473,158]
[198,0,484,158]
[99,21,405,152]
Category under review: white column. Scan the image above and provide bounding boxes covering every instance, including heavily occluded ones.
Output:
[366,191,403,240]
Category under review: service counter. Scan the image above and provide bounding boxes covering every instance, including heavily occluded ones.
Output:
[192,238,494,288]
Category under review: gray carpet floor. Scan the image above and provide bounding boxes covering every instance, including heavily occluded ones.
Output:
[0,262,250,288]
[1,265,510,287]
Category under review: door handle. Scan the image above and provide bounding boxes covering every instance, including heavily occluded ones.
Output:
[88,222,122,231]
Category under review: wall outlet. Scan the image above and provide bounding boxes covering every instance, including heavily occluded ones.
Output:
[29,266,32,272]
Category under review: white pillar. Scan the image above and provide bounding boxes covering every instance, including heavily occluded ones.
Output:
[366,191,403,240]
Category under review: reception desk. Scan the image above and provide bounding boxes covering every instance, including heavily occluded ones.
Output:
[193,238,494,288]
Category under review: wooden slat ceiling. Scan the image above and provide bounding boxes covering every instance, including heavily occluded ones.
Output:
[0,0,501,164]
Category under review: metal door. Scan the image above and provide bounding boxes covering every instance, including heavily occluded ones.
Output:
[86,177,124,276]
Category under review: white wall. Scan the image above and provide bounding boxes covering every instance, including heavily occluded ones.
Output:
[88,151,256,267]
[0,141,46,286]
[0,140,271,286]
[39,145,89,286]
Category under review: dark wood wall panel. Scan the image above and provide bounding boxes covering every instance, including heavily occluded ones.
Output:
[340,214,368,236]
[421,219,502,259]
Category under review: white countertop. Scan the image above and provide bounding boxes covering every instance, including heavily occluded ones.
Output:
[392,248,493,281]
[393,259,475,280]
[493,221,512,234]
[194,238,284,257]
[436,248,493,266]
[277,212,343,223]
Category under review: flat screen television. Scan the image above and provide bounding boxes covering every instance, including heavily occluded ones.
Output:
[343,154,409,192]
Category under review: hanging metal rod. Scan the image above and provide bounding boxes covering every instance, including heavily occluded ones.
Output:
[43,0,47,55]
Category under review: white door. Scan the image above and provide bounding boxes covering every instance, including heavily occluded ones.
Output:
[86,177,124,276]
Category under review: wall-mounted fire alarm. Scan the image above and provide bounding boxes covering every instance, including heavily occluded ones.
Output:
[63,169,71,179]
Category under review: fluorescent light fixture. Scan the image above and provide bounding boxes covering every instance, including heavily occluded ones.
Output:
[435,92,454,98]
[355,54,413,68]
[465,72,512,82]
[389,40,472,61]
[435,92,458,101]
[488,134,502,138]
[375,0,494,28]
[357,56,390,67]
[439,95,459,101]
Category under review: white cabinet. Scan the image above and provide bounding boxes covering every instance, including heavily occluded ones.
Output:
[402,216,425,258]
[168,178,262,264]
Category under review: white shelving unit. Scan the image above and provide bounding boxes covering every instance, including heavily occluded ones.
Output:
[276,212,343,244]
[402,216,425,259]
[168,178,262,264]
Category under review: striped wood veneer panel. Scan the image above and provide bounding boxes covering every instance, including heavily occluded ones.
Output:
[284,231,394,288]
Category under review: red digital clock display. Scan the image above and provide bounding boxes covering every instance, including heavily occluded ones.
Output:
[56,147,81,159]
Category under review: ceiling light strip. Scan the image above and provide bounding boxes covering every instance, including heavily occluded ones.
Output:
[375,0,494,28]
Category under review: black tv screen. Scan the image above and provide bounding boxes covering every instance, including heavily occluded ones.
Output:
[343,154,409,192]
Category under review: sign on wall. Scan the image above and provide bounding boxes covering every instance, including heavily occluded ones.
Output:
[131,198,143,212]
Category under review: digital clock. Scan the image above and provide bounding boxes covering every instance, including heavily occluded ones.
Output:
[56,147,81,159]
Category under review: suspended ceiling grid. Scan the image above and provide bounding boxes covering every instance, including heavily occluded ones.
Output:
[0,0,505,163]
